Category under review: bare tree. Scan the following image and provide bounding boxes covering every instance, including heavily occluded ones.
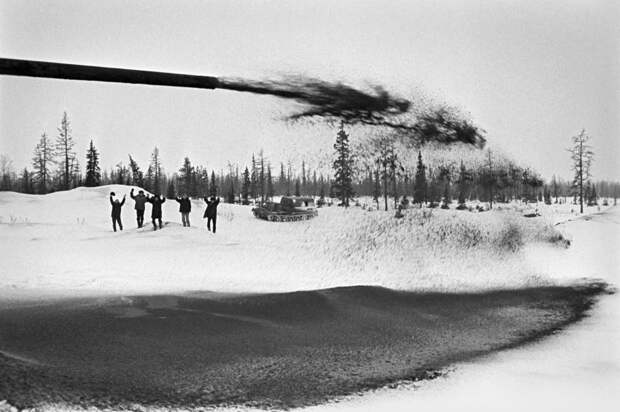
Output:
[568,129,594,213]
[55,111,76,190]
[0,154,15,190]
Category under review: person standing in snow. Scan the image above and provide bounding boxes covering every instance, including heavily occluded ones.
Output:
[109,192,126,232]
[175,194,192,227]
[203,196,220,233]
[147,193,166,230]
[130,188,147,228]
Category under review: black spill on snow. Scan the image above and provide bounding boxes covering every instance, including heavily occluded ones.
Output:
[0,282,608,410]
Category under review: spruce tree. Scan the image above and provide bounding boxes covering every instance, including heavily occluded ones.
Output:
[85,140,101,187]
[149,147,163,194]
[266,164,274,199]
[456,161,468,210]
[20,168,33,194]
[279,163,287,195]
[115,162,129,185]
[413,151,427,205]
[588,184,598,206]
[178,157,194,195]
[250,154,257,200]
[166,179,176,199]
[32,132,54,194]
[332,123,354,206]
[128,155,144,187]
[301,160,307,195]
[209,170,218,196]
[259,151,266,202]
[294,178,301,197]
[227,181,235,203]
[241,166,251,204]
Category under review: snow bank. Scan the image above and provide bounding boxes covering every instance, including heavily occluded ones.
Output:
[0,185,574,299]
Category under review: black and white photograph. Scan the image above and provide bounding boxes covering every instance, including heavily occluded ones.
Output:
[0,1,618,411]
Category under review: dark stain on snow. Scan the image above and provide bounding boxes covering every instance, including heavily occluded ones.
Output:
[0,282,609,410]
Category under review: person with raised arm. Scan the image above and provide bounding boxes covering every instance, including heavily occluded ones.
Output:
[175,194,192,227]
[147,193,166,230]
[109,192,126,232]
[203,195,220,233]
[130,188,147,228]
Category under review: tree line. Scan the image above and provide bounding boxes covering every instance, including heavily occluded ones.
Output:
[1,113,618,211]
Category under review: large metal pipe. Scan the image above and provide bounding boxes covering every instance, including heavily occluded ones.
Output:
[0,58,220,90]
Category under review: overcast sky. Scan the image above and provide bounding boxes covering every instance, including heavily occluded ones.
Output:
[1,0,618,180]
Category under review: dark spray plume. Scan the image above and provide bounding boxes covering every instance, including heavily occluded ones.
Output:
[220,77,410,123]
[0,58,485,147]
[220,77,485,148]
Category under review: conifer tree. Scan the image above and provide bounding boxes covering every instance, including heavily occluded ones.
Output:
[551,175,559,203]
[413,151,427,205]
[241,166,251,204]
[84,140,101,187]
[178,157,194,195]
[301,160,307,195]
[279,162,286,195]
[227,181,235,203]
[456,160,468,210]
[149,147,163,194]
[32,132,54,194]
[312,170,318,196]
[259,151,266,202]
[250,154,257,200]
[20,168,33,194]
[209,170,218,196]
[128,155,144,188]
[266,164,274,199]
[115,162,129,185]
[295,178,301,197]
[588,184,598,206]
[166,179,176,199]
[332,123,354,206]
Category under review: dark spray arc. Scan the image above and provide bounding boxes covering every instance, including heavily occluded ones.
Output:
[0,58,485,147]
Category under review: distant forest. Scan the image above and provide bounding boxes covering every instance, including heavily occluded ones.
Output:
[1,112,619,208]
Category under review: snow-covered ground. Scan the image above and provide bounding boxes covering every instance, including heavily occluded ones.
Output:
[0,186,617,411]
[299,204,620,412]
[0,185,588,302]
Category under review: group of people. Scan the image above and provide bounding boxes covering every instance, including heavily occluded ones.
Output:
[109,188,220,233]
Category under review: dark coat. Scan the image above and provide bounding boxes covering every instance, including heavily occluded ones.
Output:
[203,197,220,218]
[175,197,192,213]
[110,196,125,218]
[148,195,166,218]
[130,190,147,211]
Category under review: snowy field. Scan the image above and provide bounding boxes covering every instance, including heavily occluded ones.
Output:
[0,185,598,301]
[299,203,620,412]
[0,185,618,411]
